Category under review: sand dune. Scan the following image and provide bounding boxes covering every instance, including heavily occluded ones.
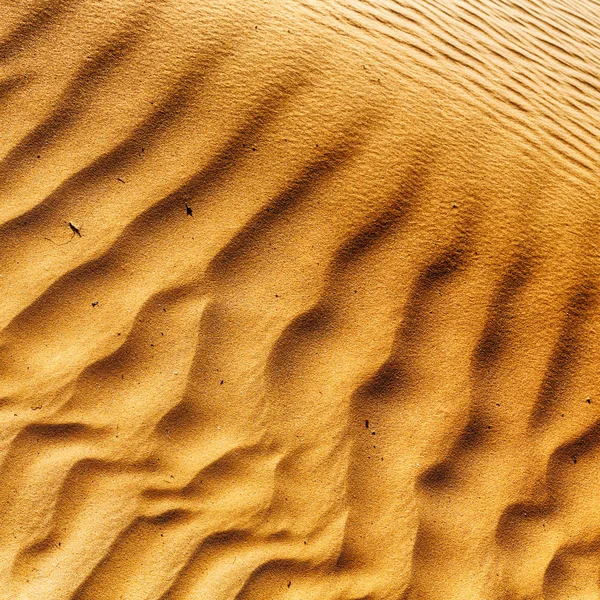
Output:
[1,0,600,598]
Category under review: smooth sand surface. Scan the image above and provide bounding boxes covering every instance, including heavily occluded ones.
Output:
[1,0,600,598]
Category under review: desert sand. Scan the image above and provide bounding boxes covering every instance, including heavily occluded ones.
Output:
[1,0,600,598]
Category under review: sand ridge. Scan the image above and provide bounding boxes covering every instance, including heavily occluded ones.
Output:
[1,0,600,598]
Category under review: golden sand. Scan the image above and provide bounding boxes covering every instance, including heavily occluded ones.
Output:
[1,0,600,598]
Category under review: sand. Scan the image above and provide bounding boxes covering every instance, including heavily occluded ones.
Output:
[1,0,600,598]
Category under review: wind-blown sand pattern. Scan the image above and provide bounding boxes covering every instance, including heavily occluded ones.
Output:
[2,0,600,598]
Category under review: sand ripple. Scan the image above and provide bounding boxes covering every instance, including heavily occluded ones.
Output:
[1,0,600,598]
